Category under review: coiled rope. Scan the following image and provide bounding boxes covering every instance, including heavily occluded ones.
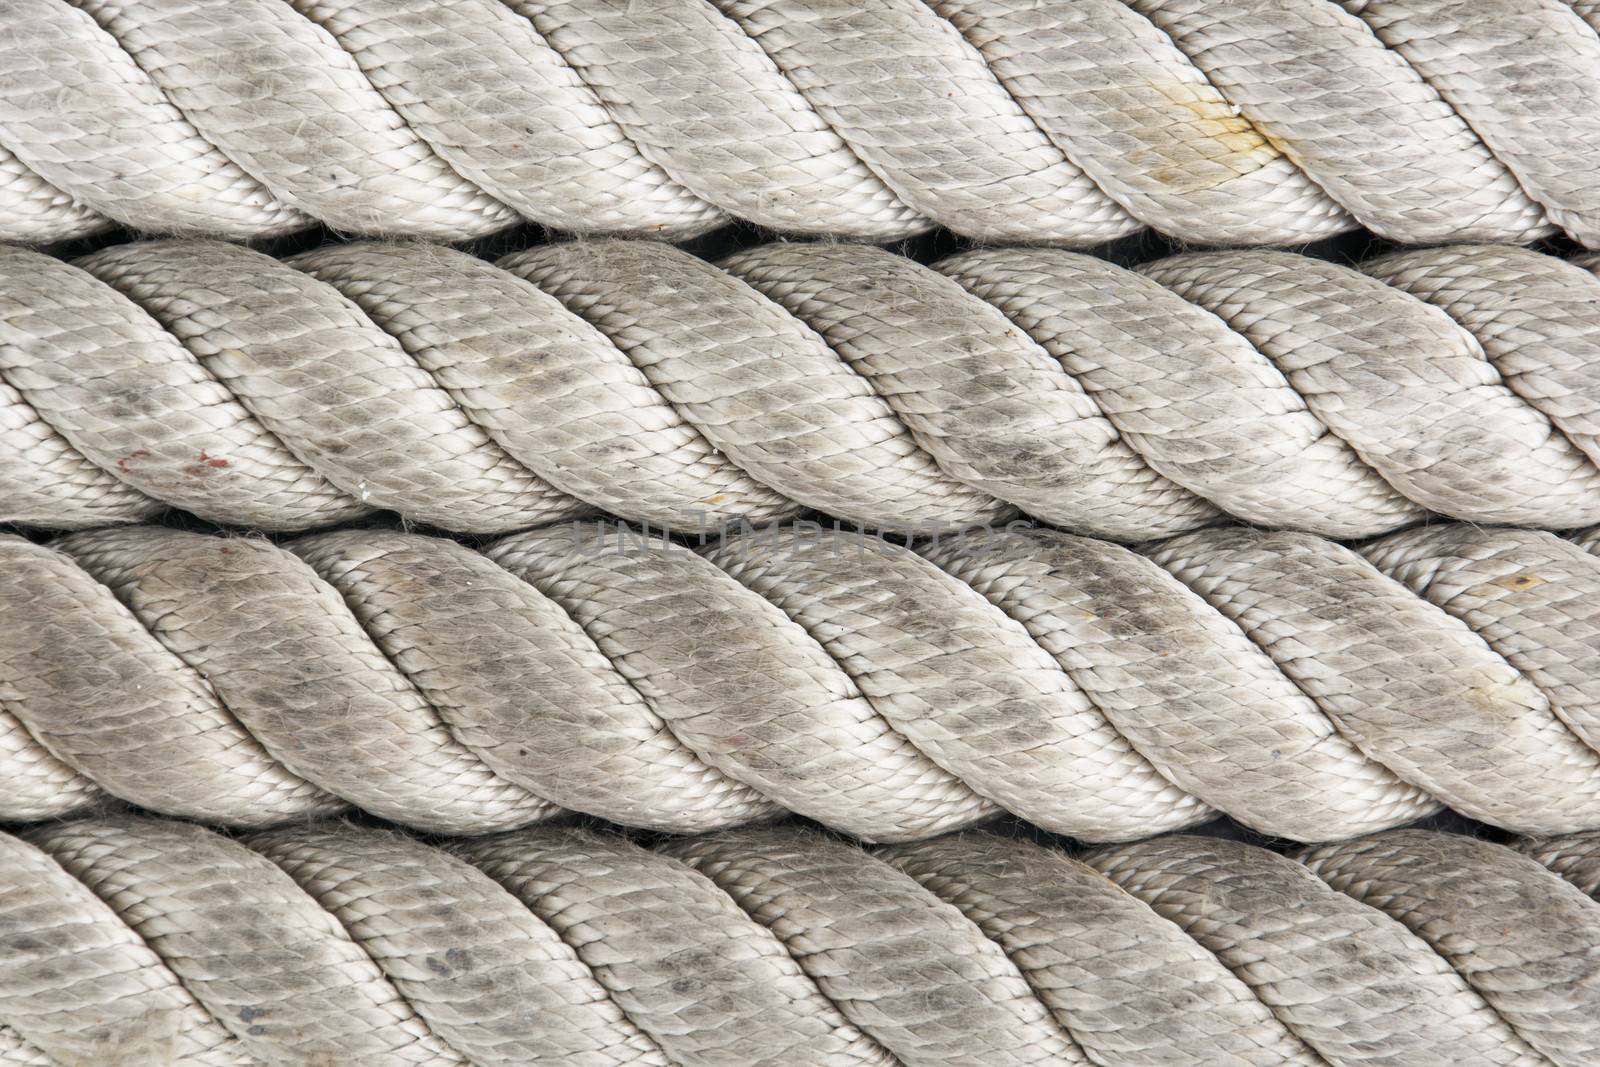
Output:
[2,819,1598,1067]
[3,0,1600,246]
[7,519,1600,842]
[6,239,1600,537]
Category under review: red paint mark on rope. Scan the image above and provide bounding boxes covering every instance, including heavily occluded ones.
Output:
[115,449,150,474]
[182,450,231,476]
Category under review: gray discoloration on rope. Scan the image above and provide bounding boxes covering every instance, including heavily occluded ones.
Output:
[701,526,1207,840]
[5,520,1600,841]
[0,827,250,1066]
[1140,251,1600,528]
[2,820,1595,1066]
[290,528,771,834]
[488,524,989,842]
[0,1026,51,1067]
[501,240,1003,532]
[74,240,582,532]
[53,527,557,834]
[452,827,893,1067]
[663,829,1087,1066]
[6,0,1600,244]
[1146,528,1600,833]
[16,819,460,1067]
[1088,835,1545,1067]
[931,248,1414,538]
[1362,246,1600,472]
[0,533,340,824]
[0,244,365,531]
[720,243,1213,539]
[294,242,799,531]
[247,824,666,1067]
[6,240,1600,536]
[1299,830,1600,1067]
[878,834,1318,1067]
[921,527,1436,841]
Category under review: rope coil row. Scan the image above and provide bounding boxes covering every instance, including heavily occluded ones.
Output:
[6,239,1600,537]
[10,8,1600,1067]
[7,519,1600,842]
[5,0,1600,246]
[2,819,1598,1067]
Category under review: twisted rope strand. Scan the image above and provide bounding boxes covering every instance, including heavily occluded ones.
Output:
[1296,830,1600,1067]
[1515,829,1600,897]
[2,819,1597,1066]
[6,519,1600,841]
[6,239,1600,536]
[4,0,1599,244]
[0,1027,49,1067]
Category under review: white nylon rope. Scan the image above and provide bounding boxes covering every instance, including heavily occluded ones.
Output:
[1,819,1596,1066]
[5,239,1600,537]
[5,519,1600,842]
[7,7,1600,1067]
[5,0,1600,245]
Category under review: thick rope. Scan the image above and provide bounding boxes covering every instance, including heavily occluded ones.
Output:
[1517,828,1600,897]
[4,0,1600,245]
[6,239,1600,537]
[1,819,1596,1066]
[6,519,1600,842]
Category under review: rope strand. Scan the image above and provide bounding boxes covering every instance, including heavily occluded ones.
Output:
[2,819,1596,1066]
[6,520,1600,841]
[5,0,1600,244]
[6,240,1600,536]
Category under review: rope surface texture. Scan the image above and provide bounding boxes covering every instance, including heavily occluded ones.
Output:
[6,0,1600,246]
[8,518,1600,842]
[8,238,1600,537]
[3,818,1600,1067]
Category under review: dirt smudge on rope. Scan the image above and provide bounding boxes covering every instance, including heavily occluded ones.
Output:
[1135,82,1289,193]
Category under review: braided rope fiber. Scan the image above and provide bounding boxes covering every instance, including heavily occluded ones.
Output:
[5,0,1600,246]
[7,239,1600,537]
[1,818,1598,1066]
[7,518,1600,842]
[10,8,1600,1066]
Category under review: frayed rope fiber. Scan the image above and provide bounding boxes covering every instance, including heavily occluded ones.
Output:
[5,0,1600,246]
[7,239,1600,537]
[7,520,1600,843]
[2,819,1599,1067]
